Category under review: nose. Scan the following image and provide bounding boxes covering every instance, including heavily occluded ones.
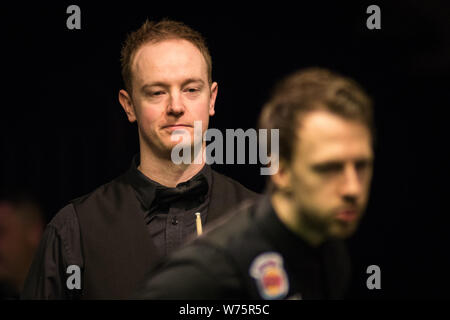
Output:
[341,164,362,201]
[166,91,185,116]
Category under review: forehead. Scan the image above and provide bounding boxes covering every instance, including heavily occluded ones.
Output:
[295,110,373,163]
[132,39,208,85]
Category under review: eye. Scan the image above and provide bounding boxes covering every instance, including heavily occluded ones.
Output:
[151,91,165,96]
[355,160,372,172]
[185,87,200,94]
[314,163,343,174]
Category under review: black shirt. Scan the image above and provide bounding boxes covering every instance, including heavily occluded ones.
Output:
[21,155,258,299]
[136,195,351,300]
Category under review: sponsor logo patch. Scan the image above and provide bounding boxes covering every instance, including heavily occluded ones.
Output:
[249,252,289,299]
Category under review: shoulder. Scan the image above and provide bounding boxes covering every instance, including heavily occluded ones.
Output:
[47,203,79,242]
[65,173,142,225]
[46,174,129,253]
[36,203,84,269]
[203,200,254,234]
[199,200,267,256]
[69,173,130,208]
[198,199,279,276]
[138,240,243,299]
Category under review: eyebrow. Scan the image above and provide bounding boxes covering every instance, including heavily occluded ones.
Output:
[141,78,205,91]
[312,158,373,169]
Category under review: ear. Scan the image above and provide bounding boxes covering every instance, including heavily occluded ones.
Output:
[270,159,292,192]
[118,89,137,122]
[208,82,218,116]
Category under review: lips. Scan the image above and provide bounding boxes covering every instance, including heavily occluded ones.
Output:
[162,124,193,131]
[336,209,359,222]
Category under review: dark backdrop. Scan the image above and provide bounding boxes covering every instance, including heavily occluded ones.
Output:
[1,1,449,299]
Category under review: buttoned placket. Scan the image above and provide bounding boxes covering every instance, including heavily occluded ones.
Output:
[165,205,184,256]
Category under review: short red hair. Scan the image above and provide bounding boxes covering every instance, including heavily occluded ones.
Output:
[120,19,212,94]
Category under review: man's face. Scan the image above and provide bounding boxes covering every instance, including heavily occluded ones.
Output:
[284,110,373,239]
[121,39,217,156]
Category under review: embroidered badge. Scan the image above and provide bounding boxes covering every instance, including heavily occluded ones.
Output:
[249,252,289,300]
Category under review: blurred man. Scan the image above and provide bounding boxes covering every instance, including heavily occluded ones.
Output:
[136,68,374,299]
[21,19,257,299]
[0,196,44,299]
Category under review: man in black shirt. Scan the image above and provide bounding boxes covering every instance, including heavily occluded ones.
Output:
[21,19,258,299]
[137,68,375,300]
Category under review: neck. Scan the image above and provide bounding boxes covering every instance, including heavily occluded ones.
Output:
[138,143,206,188]
[271,192,325,247]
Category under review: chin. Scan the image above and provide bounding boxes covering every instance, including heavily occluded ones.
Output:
[330,223,358,239]
[167,140,194,150]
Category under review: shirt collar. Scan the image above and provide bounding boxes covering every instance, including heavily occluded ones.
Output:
[126,154,212,211]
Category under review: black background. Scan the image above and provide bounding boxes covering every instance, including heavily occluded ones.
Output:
[1,1,449,299]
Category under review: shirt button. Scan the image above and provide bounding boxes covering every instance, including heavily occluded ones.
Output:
[171,217,178,225]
